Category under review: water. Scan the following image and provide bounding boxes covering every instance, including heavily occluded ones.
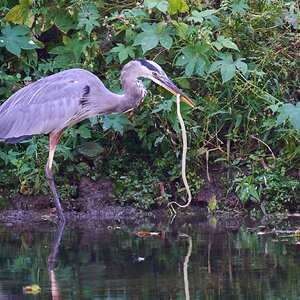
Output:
[1,214,300,299]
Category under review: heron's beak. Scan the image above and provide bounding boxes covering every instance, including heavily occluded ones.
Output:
[159,77,195,108]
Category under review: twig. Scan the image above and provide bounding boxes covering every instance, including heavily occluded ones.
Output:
[250,135,276,161]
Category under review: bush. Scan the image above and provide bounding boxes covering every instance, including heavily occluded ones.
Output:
[0,0,299,210]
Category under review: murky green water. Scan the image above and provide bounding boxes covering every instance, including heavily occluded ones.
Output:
[1,214,300,299]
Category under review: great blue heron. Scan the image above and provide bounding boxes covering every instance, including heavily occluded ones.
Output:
[0,58,194,221]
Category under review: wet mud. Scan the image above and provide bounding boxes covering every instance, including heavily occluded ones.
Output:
[0,168,241,230]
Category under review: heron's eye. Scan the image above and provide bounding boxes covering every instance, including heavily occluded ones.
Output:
[152,72,158,77]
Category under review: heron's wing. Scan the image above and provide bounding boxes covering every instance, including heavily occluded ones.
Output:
[0,69,102,141]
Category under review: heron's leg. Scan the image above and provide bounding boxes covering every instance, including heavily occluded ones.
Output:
[45,130,65,222]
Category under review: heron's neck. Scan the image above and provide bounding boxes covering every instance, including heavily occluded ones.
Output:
[118,73,147,113]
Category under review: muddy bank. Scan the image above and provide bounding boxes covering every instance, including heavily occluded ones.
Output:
[0,167,241,226]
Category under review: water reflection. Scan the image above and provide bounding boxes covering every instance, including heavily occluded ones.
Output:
[0,215,300,299]
[48,221,65,300]
[182,235,192,300]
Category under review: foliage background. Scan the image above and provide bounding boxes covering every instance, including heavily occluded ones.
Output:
[0,0,299,212]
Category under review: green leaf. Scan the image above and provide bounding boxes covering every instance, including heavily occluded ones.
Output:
[216,36,239,51]
[141,36,159,52]
[77,4,100,35]
[5,39,21,56]
[175,78,190,90]
[17,36,39,50]
[78,124,92,138]
[188,9,217,23]
[221,63,236,83]
[54,9,76,33]
[145,0,168,13]
[101,115,131,135]
[25,144,37,156]
[4,0,34,27]
[2,25,29,36]
[277,103,300,132]
[159,33,173,49]
[185,56,197,77]
[290,109,300,132]
[168,0,189,15]
[0,25,39,56]
[134,23,172,53]
[208,61,223,73]
[110,43,136,62]
[231,0,249,15]
[151,99,173,113]
[176,42,211,77]
[236,59,248,75]
[173,21,189,39]
[77,142,104,158]
[276,104,294,125]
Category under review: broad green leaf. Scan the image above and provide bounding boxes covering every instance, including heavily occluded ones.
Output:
[176,42,211,77]
[77,3,100,35]
[168,0,189,15]
[173,21,189,39]
[277,103,300,132]
[160,33,173,49]
[101,115,131,135]
[145,0,168,13]
[141,36,159,52]
[134,23,173,53]
[125,29,136,44]
[185,56,197,77]
[151,99,173,113]
[5,39,21,56]
[236,59,248,75]
[231,0,249,15]
[176,78,190,89]
[17,36,39,50]
[110,43,136,62]
[290,109,300,132]
[208,61,223,73]
[78,124,92,138]
[222,40,239,51]
[54,9,76,33]
[25,144,37,155]
[215,52,233,62]
[2,25,29,36]
[188,9,217,23]
[140,22,155,32]
[221,63,236,83]
[276,104,294,125]
[176,54,188,66]
[77,142,104,158]
[0,87,8,95]
[0,25,39,56]
[216,36,239,51]
[4,0,34,27]
[195,58,207,76]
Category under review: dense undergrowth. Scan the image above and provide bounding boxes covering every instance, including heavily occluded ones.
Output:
[0,0,299,214]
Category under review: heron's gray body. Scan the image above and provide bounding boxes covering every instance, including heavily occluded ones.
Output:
[0,67,146,143]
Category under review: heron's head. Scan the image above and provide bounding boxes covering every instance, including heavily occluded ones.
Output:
[125,58,195,108]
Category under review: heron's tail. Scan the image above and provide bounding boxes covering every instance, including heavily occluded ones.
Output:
[0,135,32,144]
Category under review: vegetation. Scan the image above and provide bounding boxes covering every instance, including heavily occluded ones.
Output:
[0,0,299,213]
